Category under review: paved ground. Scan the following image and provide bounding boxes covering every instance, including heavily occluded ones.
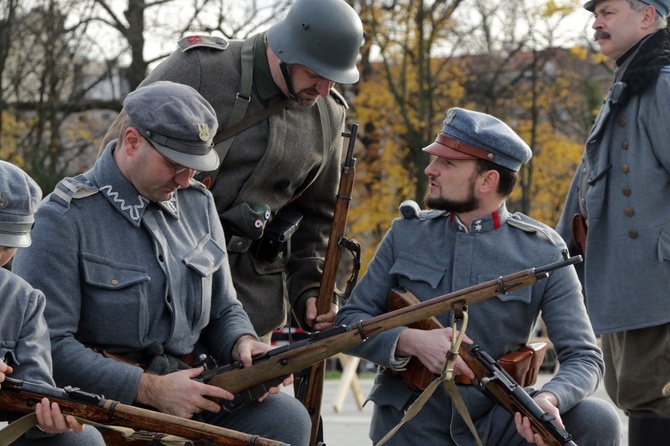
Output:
[301,372,629,446]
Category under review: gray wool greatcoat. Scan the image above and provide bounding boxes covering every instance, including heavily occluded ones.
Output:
[335,203,605,445]
[556,66,670,335]
[133,32,348,337]
[12,145,256,404]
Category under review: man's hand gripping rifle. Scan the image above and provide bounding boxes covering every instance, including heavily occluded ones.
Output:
[0,377,288,446]
[463,346,578,446]
[197,255,582,418]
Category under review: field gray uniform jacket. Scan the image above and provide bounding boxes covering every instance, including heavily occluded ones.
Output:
[0,270,104,445]
[335,203,603,444]
[0,270,53,387]
[556,29,670,335]
[12,144,256,404]
[137,33,347,336]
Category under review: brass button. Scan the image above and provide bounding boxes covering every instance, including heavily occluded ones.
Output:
[618,118,627,127]
[629,231,638,239]
[622,187,632,196]
[111,279,119,286]
[621,140,629,150]
[624,208,635,217]
[622,164,629,173]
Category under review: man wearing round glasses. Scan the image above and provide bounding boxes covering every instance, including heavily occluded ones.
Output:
[12,81,311,446]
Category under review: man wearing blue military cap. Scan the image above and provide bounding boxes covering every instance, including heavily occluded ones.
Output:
[336,108,622,445]
[13,81,310,445]
[557,1,670,444]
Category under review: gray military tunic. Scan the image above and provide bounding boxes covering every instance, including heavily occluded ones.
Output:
[556,56,670,335]
[137,32,348,336]
[335,203,613,445]
[12,144,256,404]
[0,270,105,444]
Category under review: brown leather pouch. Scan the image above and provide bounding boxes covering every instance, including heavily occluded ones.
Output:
[571,213,588,254]
[386,292,547,390]
[498,342,547,387]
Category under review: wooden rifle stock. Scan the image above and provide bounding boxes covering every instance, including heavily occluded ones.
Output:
[388,281,578,446]
[297,123,359,446]
[0,377,288,446]
[200,256,581,413]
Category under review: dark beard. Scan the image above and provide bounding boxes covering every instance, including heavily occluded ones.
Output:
[424,194,479,213]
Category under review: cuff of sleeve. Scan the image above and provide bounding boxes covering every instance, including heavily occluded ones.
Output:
[388,336,411,371]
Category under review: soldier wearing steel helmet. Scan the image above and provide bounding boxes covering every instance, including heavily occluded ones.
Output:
[99,0,364,342]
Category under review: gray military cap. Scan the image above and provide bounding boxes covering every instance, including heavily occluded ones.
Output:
[584,0,670,17]
[0,161,42,248]
[124,81,220,172]
[422,108,532,172]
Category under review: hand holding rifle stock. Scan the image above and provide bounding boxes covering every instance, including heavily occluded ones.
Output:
[0,377,289,446]
[388,286,578,446]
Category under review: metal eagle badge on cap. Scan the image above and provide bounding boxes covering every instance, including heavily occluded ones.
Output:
[444,109,456,125]
[0,192,8,209]
[198,123,210,141]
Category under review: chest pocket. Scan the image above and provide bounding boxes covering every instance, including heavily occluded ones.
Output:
[82,255,150,289]
[478,274,533,304]
[182,235,226,330]
[183,235,225,276]
[389,253,446,289]
[81,254,151,345]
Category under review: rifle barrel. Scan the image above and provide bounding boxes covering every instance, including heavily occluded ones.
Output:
[205,257,581,398]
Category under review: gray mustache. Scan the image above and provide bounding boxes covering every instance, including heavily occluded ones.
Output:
[594,30,611,41]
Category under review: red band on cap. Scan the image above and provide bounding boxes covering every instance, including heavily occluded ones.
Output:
[434,134,495,162]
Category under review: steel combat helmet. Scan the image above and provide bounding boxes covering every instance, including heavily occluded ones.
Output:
[267,0,364,85]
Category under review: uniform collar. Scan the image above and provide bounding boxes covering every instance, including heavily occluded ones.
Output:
[453,205,509,233]
[254,32,284,102]
[93,141,180,227]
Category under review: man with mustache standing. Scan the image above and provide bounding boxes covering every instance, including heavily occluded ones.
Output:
[557,1,670,444]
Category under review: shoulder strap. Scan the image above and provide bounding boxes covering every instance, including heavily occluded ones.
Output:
[290,96,331,200]
[201,35,258,189]
[201,35,333,193]
[212,98,292,145]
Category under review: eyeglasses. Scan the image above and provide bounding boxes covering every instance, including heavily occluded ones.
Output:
[144,138,199,176]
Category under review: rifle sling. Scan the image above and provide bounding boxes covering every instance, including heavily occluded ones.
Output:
[375,308,483,446]
[0,412,38,445]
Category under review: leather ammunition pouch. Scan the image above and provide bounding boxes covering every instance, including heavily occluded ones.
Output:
[253,208,303,263]
[571,213,588,255]
[392,342,547,390]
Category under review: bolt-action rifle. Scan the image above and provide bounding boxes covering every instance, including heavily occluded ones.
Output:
[293,123,361,446]
[198,256,582,420]
[388,286,578,446]
[0,377,288,446]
